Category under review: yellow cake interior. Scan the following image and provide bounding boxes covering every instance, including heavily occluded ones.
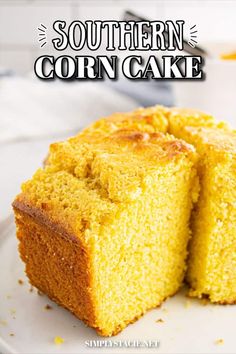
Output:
[176,126,236,303]
[78,105,236,304]
[14,130,198,336]
[13,104,236,338]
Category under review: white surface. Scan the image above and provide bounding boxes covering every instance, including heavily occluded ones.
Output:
[0,217,236,354]
[173,43,236,125]
[0,78,138,143]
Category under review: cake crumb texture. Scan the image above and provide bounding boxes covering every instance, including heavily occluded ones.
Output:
[181,127,236,303]
[13,129,198,336]
[13,104,236,337]
[215,338,224,345]
[54,336,64,345]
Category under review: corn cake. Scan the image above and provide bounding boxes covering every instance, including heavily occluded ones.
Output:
[83,106,235,304]
[13,130,198,336]
[175,126,236,303]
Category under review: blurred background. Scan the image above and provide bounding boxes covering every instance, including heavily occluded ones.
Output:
[1,0,236,74]
[1,0,236,117]
[0,0,236,221]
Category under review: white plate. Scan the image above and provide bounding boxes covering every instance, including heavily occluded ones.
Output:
[0,216,236,354]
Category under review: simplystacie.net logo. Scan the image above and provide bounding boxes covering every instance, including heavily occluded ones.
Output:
[35,19,204,80]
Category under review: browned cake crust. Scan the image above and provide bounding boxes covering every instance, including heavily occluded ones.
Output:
[13,200,180,335]
[13,201,98,331]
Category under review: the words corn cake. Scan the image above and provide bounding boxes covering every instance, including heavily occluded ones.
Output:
[13,130,198,336]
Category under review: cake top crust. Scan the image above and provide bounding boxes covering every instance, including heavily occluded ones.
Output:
[183,126,236,155]
[49,129,195,171]
[13,128,196,242]
[46,129,196,203]
[82,105,169,136]
[169,107,213,119]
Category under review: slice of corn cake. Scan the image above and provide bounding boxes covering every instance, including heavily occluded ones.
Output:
[13,130,198,336]
[173,125,236,303]
[83,105,234,304]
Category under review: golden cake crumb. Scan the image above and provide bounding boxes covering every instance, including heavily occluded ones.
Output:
[215,338,224,345]
[9,333,14,337]
[200,298,209,306]
[54,336,64,345]
[184,300,191,309]
[156,318,164,323]
[0,320,7,326]
[162,308,168,313]
[29,286,34,293]
[18,279,24,285]
[44,304,53,310]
